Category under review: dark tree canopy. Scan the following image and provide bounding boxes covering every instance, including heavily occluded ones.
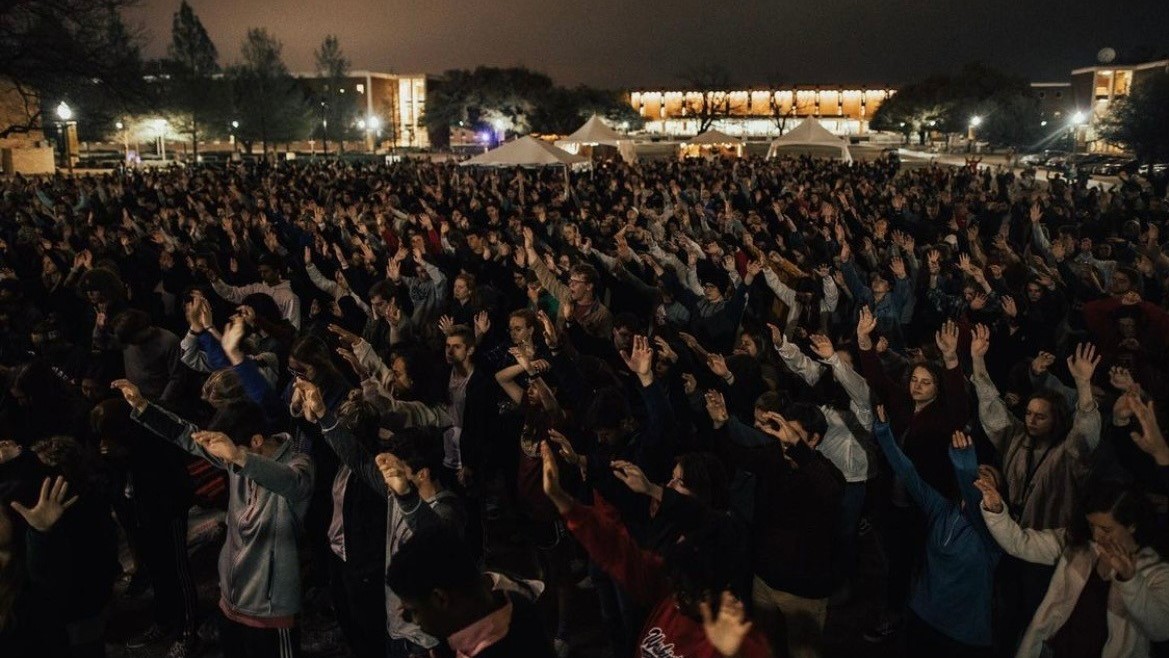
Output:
[313,35,359,154]
[1102,72,1169,163]
[227,28,310,154]
[0,0,147,138]
[872,63,1043,148]
[164,0,224,157]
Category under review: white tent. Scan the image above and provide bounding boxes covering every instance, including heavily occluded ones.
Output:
[685,129,743,146]
[766,119,852,162]
[460,136,589,169]
[555,115,636,163]
[680,129,744,159]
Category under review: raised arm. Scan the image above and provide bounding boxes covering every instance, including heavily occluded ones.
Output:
[873,413,947,519]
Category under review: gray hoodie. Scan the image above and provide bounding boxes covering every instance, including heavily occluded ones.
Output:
[133,403,314,620]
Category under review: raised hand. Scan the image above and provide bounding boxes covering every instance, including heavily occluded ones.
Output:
[328,323,361,348]
[375,451,413,496]
[699,591,753,658]
[293,379,327,422]
[1031,351,1056,376]
[10,476,79,532]
[540,441,573,514]
[970,323,991,359]
[766,322,785,349]
[951,430,974,451]
[1130,398,1169,465]
[336,347,369,380]
[889,256,907,279]
[970,292,988,311]
[1066,343,1101,382]
[935,319,959,359]
[704,389,728,427]
[192,431,247,466]
[682,373,698,395]
[437,315,455,336]
[220,315,246,362]
[973,475,1004,513]
[808,334,835,359]
[610,460,660,498]
[1108,366,1136,392]
[474,311,491,338]
[1001,295,1017,318]
[856,305,877,348]
[110,379,147,412]
[706,353,730,379]
[621,335,654,381]
[536,310,558,348]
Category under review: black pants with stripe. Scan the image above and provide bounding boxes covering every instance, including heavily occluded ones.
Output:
[136,510,199,634]
[217,615,301,658]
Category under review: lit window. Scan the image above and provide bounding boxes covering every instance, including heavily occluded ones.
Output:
[356,84,365,94]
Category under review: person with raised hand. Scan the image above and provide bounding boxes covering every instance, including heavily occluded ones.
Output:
[540,442,769,658]
[110,377,314,658]
[979,480,1169,658]
[872,404,1003,655]
[971,330,1101,529]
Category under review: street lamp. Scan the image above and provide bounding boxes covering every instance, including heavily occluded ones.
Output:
[114,121,129,163]
[967,116,982,153]
[56,102,76,174]
[229,120,239,155]
[154,119,169,162]
[1069,111,1087,153]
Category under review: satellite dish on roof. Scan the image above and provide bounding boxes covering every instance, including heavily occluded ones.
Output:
[1098,47,1117,64]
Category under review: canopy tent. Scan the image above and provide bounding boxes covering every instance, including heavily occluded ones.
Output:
[555,115,636,163]
[766,119,852,162]
[460,136,589,169]
[680,129,744,159]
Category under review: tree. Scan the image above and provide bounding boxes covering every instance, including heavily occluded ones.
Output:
[165,1,223,158]
[227,28,310,155]
[530,85,643,134]
[1102,71,1169,163]
[423,67,555,141]
[313,35,358,155]
[0,0,147,138]
[872,63,1043,148]
[677,62,742,135]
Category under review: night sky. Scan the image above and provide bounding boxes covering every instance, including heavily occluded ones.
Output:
[126,0,1169,87]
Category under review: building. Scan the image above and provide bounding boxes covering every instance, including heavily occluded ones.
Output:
[1029,82,1074,123]
[626,86,896,138]
[296,70,429,149]
[1069,58,1169,152]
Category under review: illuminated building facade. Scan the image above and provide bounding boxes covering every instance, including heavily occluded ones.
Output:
[1069,58,1169,152]
[627,86,896,138]
[297,70,429,149]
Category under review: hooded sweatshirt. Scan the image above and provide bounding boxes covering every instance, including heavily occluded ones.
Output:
[133,402,314,624]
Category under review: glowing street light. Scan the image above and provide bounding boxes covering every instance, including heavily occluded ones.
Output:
[56,102,73,121]
[969,116,983,128]
[1040,120,1048,127]
[367,116,381,131]
[231,120,239,129]
[356,119,366,130]
[1071,111,1086,126]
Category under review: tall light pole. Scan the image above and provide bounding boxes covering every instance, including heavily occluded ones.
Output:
[367,115,381,154]
[1070,111,1086,153]
[115,121,128,164]
[230,120,239,156]
[56,102,76,175]
[967,115,982,153]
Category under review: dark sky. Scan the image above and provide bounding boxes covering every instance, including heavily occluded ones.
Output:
[126,0,1169,88]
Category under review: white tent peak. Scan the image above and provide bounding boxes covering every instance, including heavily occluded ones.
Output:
[686,129,743,146]
[460,136,588,168]
[767,119,852,162]
[561,114,625,144]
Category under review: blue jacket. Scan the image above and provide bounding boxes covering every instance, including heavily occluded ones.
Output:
[874,422,1001,647]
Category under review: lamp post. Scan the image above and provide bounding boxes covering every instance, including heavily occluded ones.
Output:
[967,116,982,153]
[230,120,239,156]
[115,121,128,164]
[56,102,76,175]
[367,116,381,154]
[1070,111,1086,153]
[153,119,169,163]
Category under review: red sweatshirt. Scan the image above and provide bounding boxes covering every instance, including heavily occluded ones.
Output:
[563,501,771,658]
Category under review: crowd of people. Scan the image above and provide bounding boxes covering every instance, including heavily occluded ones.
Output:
[0,153,1168,658]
